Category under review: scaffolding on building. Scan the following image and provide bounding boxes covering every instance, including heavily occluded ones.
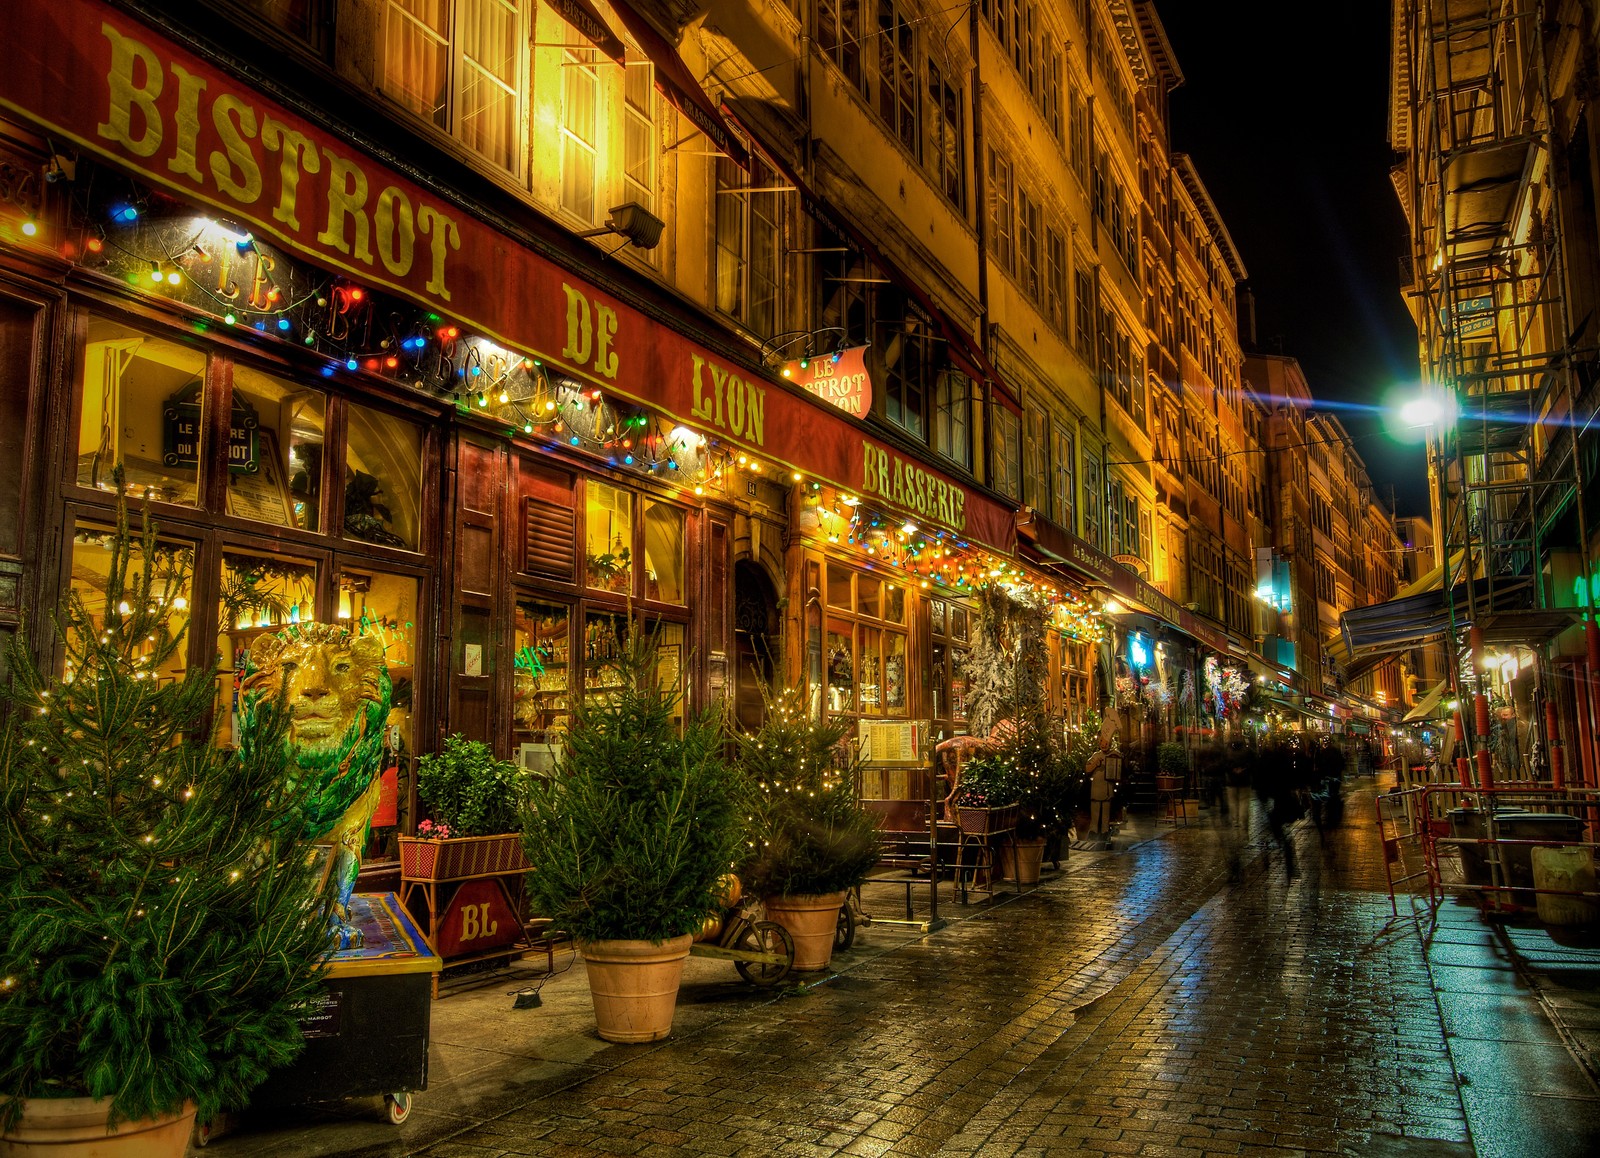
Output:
[1394,0,1598,787]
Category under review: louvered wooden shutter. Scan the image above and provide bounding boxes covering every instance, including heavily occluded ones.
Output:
[524,498,575,581]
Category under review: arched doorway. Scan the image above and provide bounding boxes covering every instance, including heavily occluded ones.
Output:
[733,561,779,732]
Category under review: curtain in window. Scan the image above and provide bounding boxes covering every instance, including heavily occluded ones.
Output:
[459,0,521,171]
[384,0,451,128]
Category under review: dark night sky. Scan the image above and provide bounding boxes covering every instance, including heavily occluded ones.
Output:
[1157,2,1429,516]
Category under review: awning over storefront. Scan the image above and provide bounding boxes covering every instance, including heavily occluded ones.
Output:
[1339,584,1465,661]
[1403,680,1449,722]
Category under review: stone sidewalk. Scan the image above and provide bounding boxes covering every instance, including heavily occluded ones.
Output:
[205,784,1600,1157]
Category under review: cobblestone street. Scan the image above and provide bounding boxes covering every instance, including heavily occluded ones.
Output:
[210,781,1600,1157]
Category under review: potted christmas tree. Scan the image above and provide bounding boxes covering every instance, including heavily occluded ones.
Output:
[0,480,332,1155]
[402,734,530,882]
[735,686,880,972]
[520,632,745,1042]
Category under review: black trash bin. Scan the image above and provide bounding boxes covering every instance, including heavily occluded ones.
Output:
[1448,808,1488,884]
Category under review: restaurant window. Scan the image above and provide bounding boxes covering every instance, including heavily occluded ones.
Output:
[380,0,527,173]
[933,370,972,469]
[990,404,1021,499]
[585,479,633,594]
[67,521,194,683]
[623,62,657,216]
[77,318,207,506]
[716,156,783,339]
[642,499,685,605]
[1082,453,1103,550]
[560,34,599,221]
[1053,425,1076,535]
[823,563,908,719]
[344,402,423,550]
[930,596,969,724]
[513,598,570,744]
[230,364,325,531]
[215,549,319,746]
[1024,404,1048,517]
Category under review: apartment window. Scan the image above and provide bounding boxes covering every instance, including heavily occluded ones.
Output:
[1108,475,1126,556]
[1053,425,1075,534]
[1138,506,1151,564]
[1074,268,1094,357]
[989,149,1015,274]
[1130,351,1146,430]
[1082,452,1103,550]
[622,62,657,214]
[559,39,599,219]
[243,0,328,49]
[933,370,972,468]
[882,318,935,441]
[716,157,783,338]
[1024,404,1049,516]
[818,0,867,92]
[990,404,1021,499]
[382,0,526,173]
[1018,189,1041,301]
[1040,38,1062,140]
[1111,328,1131,414]
[927,60,965,210]
[877,2,919,155]
[1046,228,1067,335]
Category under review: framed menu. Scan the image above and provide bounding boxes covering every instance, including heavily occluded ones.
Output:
[226,430,295,527]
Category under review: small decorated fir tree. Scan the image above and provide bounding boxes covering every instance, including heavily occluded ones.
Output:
[735,685,880,899]
[0,477,332,1127]
[521,630,747,943]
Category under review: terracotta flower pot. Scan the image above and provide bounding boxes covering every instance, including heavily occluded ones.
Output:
[764,892,846,972]
[997,837,1047,885]
[579,935,693,1043]
[0,1095,196,1158]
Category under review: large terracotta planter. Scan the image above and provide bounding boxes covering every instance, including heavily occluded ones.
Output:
[398,833,528,882]
[0,1095,195,1157]
[997,836,1047,885]
[579,935,693,1043]
[764,891,846,972]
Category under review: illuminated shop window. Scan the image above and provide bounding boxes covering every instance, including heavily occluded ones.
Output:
[67,521,194,683]
[344,403,422,550]
[513,599,570,744]
[335,564,418,753]
[642,500,685,604]
[931,596,970,724]
[229,364,325,531]
[823,565,910,719]
[77,318,207,505]
[215,549,318,747]
[585,480,633,594]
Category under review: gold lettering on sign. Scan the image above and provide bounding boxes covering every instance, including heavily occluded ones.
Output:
[690,354,766,446]
[559,283,619,380]
[95,22,462,305]
[859,440,967,532]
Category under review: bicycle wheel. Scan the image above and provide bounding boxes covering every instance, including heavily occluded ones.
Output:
[834,897,856,951]
[734,920,794,986]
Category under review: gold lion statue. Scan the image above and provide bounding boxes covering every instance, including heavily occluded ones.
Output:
[241,623,392,950]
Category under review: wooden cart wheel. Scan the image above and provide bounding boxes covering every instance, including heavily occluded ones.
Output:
[386,1092,412,1125]
[193,1120,213,1148]
[734,920,794,986]
[834,898,856,951]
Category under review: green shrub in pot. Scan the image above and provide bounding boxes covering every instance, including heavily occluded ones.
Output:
[416,734,526,836]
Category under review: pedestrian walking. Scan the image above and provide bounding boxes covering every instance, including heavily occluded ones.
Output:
[1253,738,1302,878]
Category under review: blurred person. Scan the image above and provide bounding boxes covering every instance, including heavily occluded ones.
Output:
[1253,737,1302,879]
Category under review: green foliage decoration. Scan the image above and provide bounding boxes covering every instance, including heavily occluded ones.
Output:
[520,631,746,944]
[0,475,332,1128]
[734,685,880,899]
[953,751,1022,809]
[417,734,527,837]
[1157,741,1189,778]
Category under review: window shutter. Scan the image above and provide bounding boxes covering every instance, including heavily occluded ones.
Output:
[524,498,575,581]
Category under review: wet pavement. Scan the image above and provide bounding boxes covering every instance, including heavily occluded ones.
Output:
[206,779,1600,1157]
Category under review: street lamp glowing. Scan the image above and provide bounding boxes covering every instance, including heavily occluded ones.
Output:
[1400,397,1444,428]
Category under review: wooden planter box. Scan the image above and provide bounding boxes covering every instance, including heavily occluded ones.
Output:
[954,804,1021,835]
[399,833,529,882]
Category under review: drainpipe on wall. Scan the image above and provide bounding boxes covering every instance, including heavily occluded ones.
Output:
[968,0,993,487]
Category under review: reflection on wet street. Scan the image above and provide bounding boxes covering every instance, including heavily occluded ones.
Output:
[214,779,1600,1158]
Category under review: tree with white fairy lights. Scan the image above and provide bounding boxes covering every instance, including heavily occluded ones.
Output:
[0,472,333,1129]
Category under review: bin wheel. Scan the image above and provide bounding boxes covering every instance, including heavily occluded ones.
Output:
[835,899,856,951]
[734,920,793,986]
[194,1120,213,1148]
[386,1092,412,1125]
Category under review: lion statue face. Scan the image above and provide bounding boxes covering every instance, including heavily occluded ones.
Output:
[244,623,390,755]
